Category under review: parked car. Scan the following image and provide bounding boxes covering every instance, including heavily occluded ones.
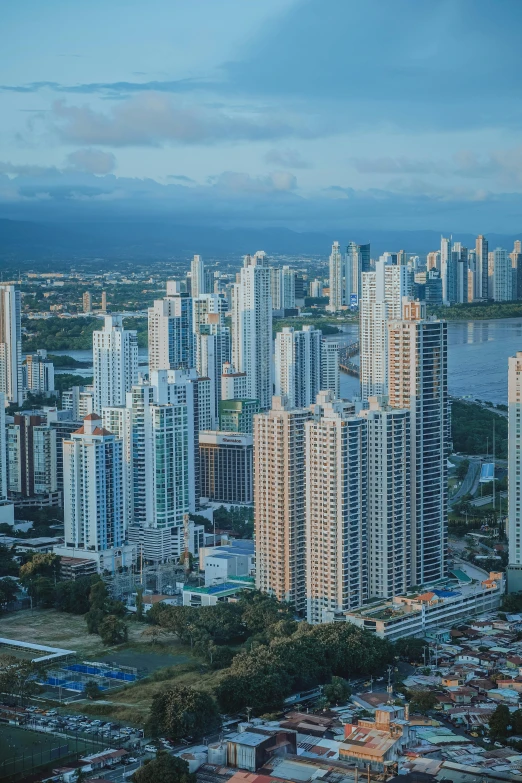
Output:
[144,744,157,753]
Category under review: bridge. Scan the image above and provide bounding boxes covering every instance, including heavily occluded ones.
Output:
[339,341,360,377]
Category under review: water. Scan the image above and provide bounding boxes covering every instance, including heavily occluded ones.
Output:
[51,348,148,378]
[51,318,522,405]
[338,317,522,405]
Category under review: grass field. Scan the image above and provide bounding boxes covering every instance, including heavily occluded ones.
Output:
[0,725,95,781]
[0,609,224,725]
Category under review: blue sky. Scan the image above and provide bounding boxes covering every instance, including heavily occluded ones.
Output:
[1,0,522,232]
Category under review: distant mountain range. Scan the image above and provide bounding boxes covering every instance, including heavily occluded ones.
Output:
[1,217,521,267]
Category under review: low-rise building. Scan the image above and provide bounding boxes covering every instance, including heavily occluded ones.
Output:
[339,706,414,772]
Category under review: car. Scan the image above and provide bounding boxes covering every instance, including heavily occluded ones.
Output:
[144,745,157,753]
[47,710,57,715]
[127,757,138,764]
[494,742,504,748]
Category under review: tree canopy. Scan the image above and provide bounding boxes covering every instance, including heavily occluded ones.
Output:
[132,751,196,783]
[147,685,221,741]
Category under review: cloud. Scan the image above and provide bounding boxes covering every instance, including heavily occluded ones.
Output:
[212,170,297,193]
[453,148,522,186]
[66,148,116,174]
[167,174,196,183]
[264,148,310,168]
[352,157,441,175]
[46,93,318,147]
[0,162,60,177]
[0,78,210,96]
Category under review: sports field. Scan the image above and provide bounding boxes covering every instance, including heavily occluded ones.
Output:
[0,724,94,780]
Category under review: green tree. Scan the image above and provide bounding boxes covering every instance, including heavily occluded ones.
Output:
[0,577,18,610]
[132,751,196,783]
[238,590,295,635]
[0,545,19,577]
[54,575,100,614]
[489,704,511,740]
[19,552,60,584]
[99,615,128,645]
[0,655,42,706]
[511,709,522,735]
[409,688,438,715]
[147,685,221,741]
[32,576,55,607]
[394,637,427,663]
[84,680,102,700]
[324,676,351,706]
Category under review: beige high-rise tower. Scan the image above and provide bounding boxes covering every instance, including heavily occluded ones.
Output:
[254,397,310,611]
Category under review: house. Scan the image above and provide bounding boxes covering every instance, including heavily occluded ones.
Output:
[496,677,522,693]
[339,706,414,772]
[507,656,522,669]
[226,728,297,772]
[446,686,476,704]
[488,688,520,704]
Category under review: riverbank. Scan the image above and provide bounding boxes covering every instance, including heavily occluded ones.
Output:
[429,301,522,321]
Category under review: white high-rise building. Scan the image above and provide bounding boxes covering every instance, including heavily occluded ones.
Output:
[328,241,344,312]
[93,315,138,413]
[221,362,248,401]
[62,386,94,420]
[102,405,132,531]
[0,285,22,407]
[388,300,448,585]
[148,290,194,372]
[360,260,410,402]
[275,326,322,408]
[151,367,212,511]
[254,397,310,612]
[509,352,522,570]
[0,393,14,524]
[124,382,190,562]
[191,254,206,298]
[196,321,231,427]
[359,398,411,599]
[24,350,55,394]
[476,234,489,300]
[62,413,132,570]
[271,266,296,311]
[305,392,367,624]
[453,243,468,304]
[320,339,340,399]
[492,247,513,302]
[231,253,273,410]
[440,235,453,305]
[193,293,228,335]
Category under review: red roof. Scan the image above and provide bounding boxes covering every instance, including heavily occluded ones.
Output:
[84,413,101,420]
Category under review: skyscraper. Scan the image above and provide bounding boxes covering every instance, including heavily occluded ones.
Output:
[221,362,248,401]
[191,254,206,298]
[93,315,138,413]
[231,253,273,410]
[476,234,489,300]
[7,413,58,502]
[510,241,522,301]
[275,325,322,408]
[388,300,448,585]
[305,392,367,623]
[0,285,22,407]
[24,351,55,394]
[359,398,411,599]
[453,242,468,304]
[440,235,453,305]
[124,382,190,562]
[345,242,370,305]
[148,288,194,372]
[492,247,513,301]
[327,241,344,313]
[255,397,310,612]
[0,393,14,523]
[62,413,131,571]
[271,266,296,312]
[508,352,522,573]
[196,320,231,427]
[360,260,410,402]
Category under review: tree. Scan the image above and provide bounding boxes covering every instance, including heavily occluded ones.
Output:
[132,751,196,783]
[147,685,221,741]
[394,637,427,663]
[32,576,55,607]
[324,676,351,705]
[19,552,60,583]
[54,575,99,614]
[136,587,144,621]
[238,590,295,635]
[409,688,438,715]
[85,579,126,635]
[0,577,18,610]
[0,655,42,706]
[84,680,102,700]
[141,626,166,645]
[99,615,128,645]
[0,545,18,577]
[489,704,511,740]
[511,709,522,736]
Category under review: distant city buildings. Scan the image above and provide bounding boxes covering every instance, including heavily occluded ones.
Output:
[0,285,23,407]
[93,315,138,413]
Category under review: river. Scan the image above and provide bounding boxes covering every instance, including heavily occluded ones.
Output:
[52,317,522,406]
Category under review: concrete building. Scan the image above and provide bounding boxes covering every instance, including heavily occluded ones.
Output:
[148,289,194,372]
[0,285,23,407]
[61,413,133,571]
[305,392,367,623]
[219,398,259,434]
[191,254,206,298]
[320,339,340,400]
[24,350,55,395]
[93,315,138,413]
[196,319,231,428]
[275,325,322,408]
[270,266,296,312]
[221,363,248,401]
[388,300,448,585]
[7,413,58,504]
[201,539,255,586]
[359,398,411,599]
[511,240,522,300]
[61,386,94,421]
[123,381,191,562]
[508,351,522,574]
[360,261,410,402]
[199,431,253,504]
[254,397,310,612]
[327,241,344,312]
[476,234,489,300]
[339,706,414,771]
[0,394,14,524]
[183,576,255,607]
[82,291,92,313]
[231,252,273,410]
[492,247,513,301]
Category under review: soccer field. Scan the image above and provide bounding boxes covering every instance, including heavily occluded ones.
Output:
[0,725,92,780]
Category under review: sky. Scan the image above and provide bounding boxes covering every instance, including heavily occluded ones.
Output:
[1,0,522,233]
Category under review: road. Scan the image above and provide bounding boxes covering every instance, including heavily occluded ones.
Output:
[470,490,507,507]
[450,459,481,506]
